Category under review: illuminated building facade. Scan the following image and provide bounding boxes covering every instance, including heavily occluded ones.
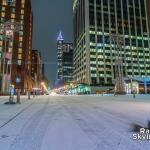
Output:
[73,0,150,86]
[0,0,33,93]
[31,49,42,89]
[57,31,73,85]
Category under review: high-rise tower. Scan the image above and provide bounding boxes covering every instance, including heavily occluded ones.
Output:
[73,0,150,86]
[57,31,73,85]
[0,0,33,93]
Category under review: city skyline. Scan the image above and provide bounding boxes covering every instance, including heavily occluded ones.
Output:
[31,0,73,86]
[0,1,150,150]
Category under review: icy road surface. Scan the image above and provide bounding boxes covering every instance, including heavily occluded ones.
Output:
[0,95,149,150]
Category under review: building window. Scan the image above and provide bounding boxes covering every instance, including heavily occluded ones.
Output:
[19,42,23,47]
[19,37,23,42]
[2,7,5,11]
[8,48,12,53]
[21,0,25,4]
[21,9,24,14]
[20,15,24,20]
[1,12,5,17]
[11,13,15,18]
[11,8,15,13]
[18,54,22,59]
[17,60,22,65]
[19,31,23,36]
[20,20,24,25]
[18,48,22,53]
[0,41,3,46]
[2,1,7,5]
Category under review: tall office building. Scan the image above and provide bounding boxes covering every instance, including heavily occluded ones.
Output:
[57,31,73,85]
[31,49,42,88]
[0,0,33,93]
[73,0,150,86]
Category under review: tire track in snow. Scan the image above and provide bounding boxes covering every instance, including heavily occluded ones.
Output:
[0,102,35,129]
[8,97,61,150]
[65,104,144,150]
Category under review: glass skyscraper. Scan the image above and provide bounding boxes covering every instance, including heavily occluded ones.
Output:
[57,32,73,85]
[73,0,150,86]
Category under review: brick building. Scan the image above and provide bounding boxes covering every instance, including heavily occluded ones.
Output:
[0,0,33,93]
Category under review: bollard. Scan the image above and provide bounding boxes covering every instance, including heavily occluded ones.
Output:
[17,89,21,104]
[133,93,136,98]
[33,90,35,98]
[9,86,15,104]
[28,91,30,99]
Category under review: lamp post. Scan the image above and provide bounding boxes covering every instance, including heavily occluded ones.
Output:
[110,34,126,95]
[0,20,20,94]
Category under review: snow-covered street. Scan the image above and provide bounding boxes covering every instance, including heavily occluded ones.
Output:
[0,95,150,150]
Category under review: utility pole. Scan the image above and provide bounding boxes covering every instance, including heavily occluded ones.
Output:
[110,34,126,95]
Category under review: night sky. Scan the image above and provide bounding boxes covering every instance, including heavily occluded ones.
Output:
[31,0,73,86]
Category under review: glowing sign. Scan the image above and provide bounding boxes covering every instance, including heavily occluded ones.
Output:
[57,31,64,41]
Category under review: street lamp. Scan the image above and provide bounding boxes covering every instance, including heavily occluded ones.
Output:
[0,20,20,94]
[110,33,126,95]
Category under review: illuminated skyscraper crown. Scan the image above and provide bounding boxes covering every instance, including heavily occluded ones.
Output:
[57,31,64,41]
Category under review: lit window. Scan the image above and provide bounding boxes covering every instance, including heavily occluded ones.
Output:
[20,26,23,30]
[21,0,25,4]
[19,31,23,36]
[19,37,23,42]
[21,9,24,14]
[11,8,15,13]
[1,12,5,17]
[11,13,15,18]
[18,48,22,53]
[0,41,3,46]
[21,4,24,8]
[2,7,5,11]
[19,42,23,47]
[18,54,22,59]
[8,48,12,53]
[20,20,24,25]
[2,1,6,5]
[18,60,22,65]
[20,15,24,19]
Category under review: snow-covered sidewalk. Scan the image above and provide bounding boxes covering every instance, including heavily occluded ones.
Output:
[0,95,150,150]
[0,96,37,127]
